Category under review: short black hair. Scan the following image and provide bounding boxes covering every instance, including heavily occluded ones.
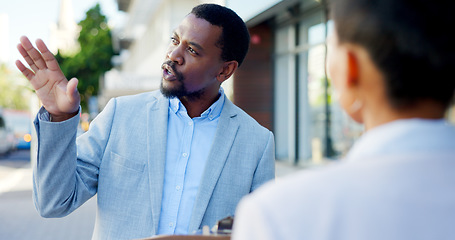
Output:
[329,0,455,109]
[191,3,250,67]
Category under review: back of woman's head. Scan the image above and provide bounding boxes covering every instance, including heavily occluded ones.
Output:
[330,0,455,109]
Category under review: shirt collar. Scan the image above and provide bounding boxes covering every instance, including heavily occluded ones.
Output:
[346,118,450,161]
[169,87,225,120]
[169,97,181,114]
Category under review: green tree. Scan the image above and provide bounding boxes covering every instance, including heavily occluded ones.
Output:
[0,64,33,110]
[56,4,115,111]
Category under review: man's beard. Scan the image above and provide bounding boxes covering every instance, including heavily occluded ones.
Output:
[160,61,205,100]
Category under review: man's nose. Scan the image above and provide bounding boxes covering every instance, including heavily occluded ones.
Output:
[167,47,184,65]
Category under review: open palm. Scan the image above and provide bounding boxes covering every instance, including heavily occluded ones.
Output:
[16,36,80,121]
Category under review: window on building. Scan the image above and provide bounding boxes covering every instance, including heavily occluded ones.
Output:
[274,8,363,165]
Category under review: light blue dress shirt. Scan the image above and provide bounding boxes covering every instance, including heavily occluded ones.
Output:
[158,88,225,235]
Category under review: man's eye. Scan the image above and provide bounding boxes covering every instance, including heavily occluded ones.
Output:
[171,37,178,45]
[188,47,198,55]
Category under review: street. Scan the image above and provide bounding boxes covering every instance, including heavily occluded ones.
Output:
[0,150,96,240]
[0,150,302,240]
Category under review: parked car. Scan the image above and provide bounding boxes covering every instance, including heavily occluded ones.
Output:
[0,109,16,155]
[2,109,32,150]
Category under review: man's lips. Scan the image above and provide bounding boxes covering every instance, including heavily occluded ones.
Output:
[162,63,176,81]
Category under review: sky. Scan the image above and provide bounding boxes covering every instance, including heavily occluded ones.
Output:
[1,0,280,68]
[1,0,124,68]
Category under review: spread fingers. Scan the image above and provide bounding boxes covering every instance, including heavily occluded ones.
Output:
[19,36,47,70]
[36,39,60,71]
[17,43,38,72]
[15,60,35,81]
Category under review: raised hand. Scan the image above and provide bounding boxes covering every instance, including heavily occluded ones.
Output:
[16,36,80,122]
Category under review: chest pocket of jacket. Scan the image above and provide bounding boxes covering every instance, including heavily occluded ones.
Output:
[97,152,148,222]
[110,151,145,172]
[103,152,146,193]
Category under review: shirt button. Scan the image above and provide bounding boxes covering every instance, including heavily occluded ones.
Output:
[182,152,188,158]
[176,185,181,190]
[188,121,193,126]
[169,222,174,227]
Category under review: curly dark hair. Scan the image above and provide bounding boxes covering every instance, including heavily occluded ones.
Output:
[191,3,250,67]
[329,0,455,109]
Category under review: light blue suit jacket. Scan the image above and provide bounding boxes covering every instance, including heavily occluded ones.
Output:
[33,90,275,240]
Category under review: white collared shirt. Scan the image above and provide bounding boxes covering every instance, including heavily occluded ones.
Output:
[233,118,455,240]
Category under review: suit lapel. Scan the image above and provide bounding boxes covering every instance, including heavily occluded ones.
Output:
[188,98,239,231]
[146,94,169,233]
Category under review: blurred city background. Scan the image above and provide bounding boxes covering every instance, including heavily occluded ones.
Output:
[1,0,454,239]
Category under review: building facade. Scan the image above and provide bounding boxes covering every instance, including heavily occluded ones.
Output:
[234,0,363,165]
[49,0,80,56]
[107,0,455,165]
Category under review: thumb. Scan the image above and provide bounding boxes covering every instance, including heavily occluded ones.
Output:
[67,77,80,103]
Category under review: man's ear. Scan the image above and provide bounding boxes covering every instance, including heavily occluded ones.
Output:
[216,61,238,83]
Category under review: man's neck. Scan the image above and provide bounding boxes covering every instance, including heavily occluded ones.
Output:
[179,90,221,118]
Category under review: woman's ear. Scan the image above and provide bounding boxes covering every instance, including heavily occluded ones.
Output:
[347,50,360,87]
[217,61,239,83]
[341,48,365,124]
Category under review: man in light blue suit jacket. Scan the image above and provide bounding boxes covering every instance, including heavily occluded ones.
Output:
[16,4,275,240]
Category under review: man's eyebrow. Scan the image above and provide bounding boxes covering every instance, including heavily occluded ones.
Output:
[172,30,204,52]
[188,41,204,52]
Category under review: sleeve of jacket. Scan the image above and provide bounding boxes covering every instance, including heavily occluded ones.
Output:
[33,98,117,217]
[250,130,275,192]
